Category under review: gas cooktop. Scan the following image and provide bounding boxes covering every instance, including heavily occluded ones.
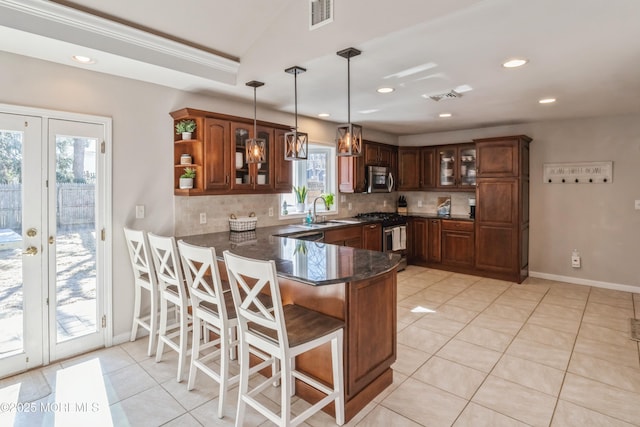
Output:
[354,212,407,227]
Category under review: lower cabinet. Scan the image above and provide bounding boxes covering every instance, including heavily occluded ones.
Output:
[427,219,442,263]
[408,218,428,264]
[324,225,362,248]
[441,220,474,268]
[362,223,382,252]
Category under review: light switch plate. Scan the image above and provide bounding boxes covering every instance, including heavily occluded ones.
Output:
[635,200,640,210]
[199,213,206,224]
[135,205,144,219]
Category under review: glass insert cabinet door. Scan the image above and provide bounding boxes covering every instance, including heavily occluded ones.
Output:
[439,147,456,187]
[458,146,477,187]
[232,123,270,188]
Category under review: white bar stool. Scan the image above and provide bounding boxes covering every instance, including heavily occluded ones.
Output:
[147,233,191,382]
[123,227,158,357]
[223,250,345,427]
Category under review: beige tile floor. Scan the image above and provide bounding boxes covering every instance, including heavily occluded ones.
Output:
[1,267,639,426]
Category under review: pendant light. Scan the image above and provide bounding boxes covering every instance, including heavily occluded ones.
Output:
[284,66,308,160]
[245,80,267,164]
[336,47,363,157]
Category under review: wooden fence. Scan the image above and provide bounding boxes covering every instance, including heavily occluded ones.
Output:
[0,183,94,229]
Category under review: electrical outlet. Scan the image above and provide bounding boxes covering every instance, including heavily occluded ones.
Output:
[199,213,206,224]
[418,200,423,208]
[268,207,274,217]
[383,200,387,207]
[571,249,581,268]
[635,200,640,210]
[341,195,346,203]
[348,202,352,211]
[135,205,145,219]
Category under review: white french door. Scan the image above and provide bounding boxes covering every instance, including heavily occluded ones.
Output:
[0,109,111,378]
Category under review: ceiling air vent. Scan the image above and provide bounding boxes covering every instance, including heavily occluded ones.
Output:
[310,0,333,30]
[427,90,463,102]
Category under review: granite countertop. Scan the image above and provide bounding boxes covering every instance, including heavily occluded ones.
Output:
[179,224,400,287]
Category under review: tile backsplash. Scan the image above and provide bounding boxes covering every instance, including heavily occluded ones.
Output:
[174,190,475,236]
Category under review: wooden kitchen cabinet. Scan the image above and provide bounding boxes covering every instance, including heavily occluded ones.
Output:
[427,218,442,263]
[230,122,273,191]
[338,155,366,193]
[474,135,531,283]
[362,222,382,252]
[397,147,437,191]
[441,219,474,268]
[170,108,291,196]
[436,144,476,190]
[397,148,421,190]
[324,225,363,248]
[339,140,395,193]
[408,217,428,264]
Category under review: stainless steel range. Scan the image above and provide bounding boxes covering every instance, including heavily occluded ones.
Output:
[355,212,408,270]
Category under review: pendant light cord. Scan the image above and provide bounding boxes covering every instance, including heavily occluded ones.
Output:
[253,86,257,136]
[294,72,298,130]
[347,56,351,124]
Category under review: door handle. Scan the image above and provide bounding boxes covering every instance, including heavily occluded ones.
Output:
[23,246,38,256]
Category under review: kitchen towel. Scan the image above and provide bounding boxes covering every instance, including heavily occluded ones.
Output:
[392,226,401,251]
[399,225,407,250]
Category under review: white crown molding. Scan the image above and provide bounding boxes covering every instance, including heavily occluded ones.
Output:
[0,0,239,84]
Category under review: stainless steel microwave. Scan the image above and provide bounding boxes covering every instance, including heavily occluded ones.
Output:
[367,166,394,193]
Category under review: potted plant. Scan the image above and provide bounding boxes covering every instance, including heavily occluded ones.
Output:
[293,185,307,212]
[175,119,196,140]
[321,193,334,209]
[179,167,196,189]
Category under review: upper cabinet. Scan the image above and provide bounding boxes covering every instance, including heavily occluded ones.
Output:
[339,140,395,193]
[436,144,476,190]
[397,147,436,191]
[170,108,291,195]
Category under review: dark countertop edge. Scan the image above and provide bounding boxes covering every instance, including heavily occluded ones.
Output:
[406,213,474,221]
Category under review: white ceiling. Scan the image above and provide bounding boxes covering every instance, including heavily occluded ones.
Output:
[1,0,640,136]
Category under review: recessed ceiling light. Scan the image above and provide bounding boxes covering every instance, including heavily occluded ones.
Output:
[377,87,394,94]
[539,98,556,104]
[439,113,452,118]
[502,58,528,68]
[318,113,330,118]
[72,55,95,64]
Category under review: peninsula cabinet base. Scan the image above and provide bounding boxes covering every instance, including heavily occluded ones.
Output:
[413,260,527,284]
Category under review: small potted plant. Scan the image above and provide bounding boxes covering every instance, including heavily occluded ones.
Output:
[179,167,196,189]
[175,119,196,140]
[293,185,307,212]
[321,193,334,209]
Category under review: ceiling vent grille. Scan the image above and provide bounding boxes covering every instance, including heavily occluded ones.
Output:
[428,90,463,102]
[310,0,333,30]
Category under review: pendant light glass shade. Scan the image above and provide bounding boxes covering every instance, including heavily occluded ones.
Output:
[336,47,363,157]
[246,81,267,164]
[284,66,308,160]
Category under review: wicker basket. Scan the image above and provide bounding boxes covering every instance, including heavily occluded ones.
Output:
[229,216,257,232]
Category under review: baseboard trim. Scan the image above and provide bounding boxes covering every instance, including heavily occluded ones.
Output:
[111,332,134,346]
[529,271,640,294]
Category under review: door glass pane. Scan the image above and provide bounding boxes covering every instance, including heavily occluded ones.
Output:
[256,129,270,186]
[234,126,250,185]
[459,147,477,187]
[55,135,98,342]
[0,129,24,356]
[439,148,456,186]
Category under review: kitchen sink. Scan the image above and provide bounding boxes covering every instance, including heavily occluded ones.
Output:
[324,219,362,225]
[291,223,333,229]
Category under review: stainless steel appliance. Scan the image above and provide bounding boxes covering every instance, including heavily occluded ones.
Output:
[355,212,407,270]
[366,166,394,193]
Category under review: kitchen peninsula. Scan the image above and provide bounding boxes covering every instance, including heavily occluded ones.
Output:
[181,225,400,421]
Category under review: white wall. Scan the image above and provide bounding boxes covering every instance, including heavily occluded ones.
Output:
[400,115,640,289]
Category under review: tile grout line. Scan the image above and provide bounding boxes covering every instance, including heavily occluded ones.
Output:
[449,283,553,427]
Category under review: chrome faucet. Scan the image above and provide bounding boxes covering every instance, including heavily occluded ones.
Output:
[312,196,328,223]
